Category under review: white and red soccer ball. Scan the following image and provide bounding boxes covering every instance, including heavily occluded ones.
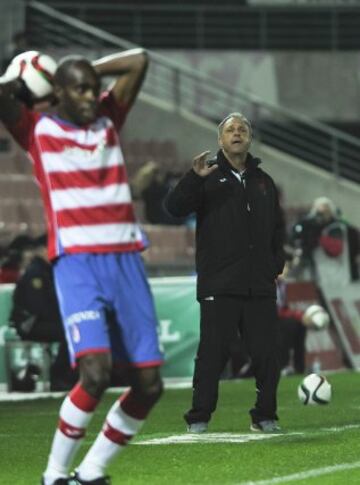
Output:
[3,50,57,99]
[303,304,330,330]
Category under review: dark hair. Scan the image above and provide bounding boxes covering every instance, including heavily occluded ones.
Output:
[54,55,93,87]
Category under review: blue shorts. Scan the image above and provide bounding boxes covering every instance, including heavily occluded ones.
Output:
[53,252,163,367]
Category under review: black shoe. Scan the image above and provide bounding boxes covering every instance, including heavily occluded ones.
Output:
[250,420,281,433]
[41,477,72,484]
[70,472,111,484]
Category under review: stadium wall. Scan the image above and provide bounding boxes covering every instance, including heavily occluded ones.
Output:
[0,1,25,65]
[157,50,360,121]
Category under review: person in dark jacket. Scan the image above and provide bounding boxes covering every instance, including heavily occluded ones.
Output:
[10,235,76,391]
[164,112,285,433]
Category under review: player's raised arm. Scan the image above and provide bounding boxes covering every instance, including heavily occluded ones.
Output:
[0,79,24,125]
[92,48,148,108]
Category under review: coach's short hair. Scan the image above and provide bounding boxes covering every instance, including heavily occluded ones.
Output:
[218,112,252,137]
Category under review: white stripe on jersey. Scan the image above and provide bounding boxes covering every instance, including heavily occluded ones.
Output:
[36,115,112,145]
[51,183,131,210]
[59,223,143,247]
[42,145,124,173]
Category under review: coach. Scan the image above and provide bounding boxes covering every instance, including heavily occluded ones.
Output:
[164,112,285,433]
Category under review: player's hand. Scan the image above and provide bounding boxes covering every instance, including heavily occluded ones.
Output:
[192,151,218,177]
[14,78,34,107]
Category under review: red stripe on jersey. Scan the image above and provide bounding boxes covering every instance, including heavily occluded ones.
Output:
[56,203,136,227]
[59,418,86,440]
[37,126,118,153]
[62,241,145,255]
[49,164,127,190]
[69,383,99,412]
[29,145,58,261]
[103,421,132,446]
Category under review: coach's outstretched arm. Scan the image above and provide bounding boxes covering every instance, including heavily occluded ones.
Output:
[92,48,148,107]
[0,79,24,125]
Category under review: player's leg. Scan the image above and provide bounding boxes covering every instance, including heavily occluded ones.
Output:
[42,255,112,485]
[184,296,241,429]
[42,354,112,485]
[75,366,163,482]
[74,253,163,482]
[243,296,280,427]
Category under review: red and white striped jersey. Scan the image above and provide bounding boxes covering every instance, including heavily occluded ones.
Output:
[7,91,145,260]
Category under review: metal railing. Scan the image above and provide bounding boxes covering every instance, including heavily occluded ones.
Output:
[26,1,360,183]
[27,1,360,50]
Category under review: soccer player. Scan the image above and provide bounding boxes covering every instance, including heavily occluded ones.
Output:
[0,49,163,485]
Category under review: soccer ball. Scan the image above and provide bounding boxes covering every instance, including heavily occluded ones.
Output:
[298,373,332,405]
[3,50,57,98]
[303,304,330,330]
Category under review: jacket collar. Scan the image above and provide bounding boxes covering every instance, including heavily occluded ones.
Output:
[216,149,261,176]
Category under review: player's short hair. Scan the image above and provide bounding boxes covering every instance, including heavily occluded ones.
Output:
[54,55,94,86]
[218,112,252,138]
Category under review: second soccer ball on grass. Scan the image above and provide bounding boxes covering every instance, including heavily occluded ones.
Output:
[298,373,332,405]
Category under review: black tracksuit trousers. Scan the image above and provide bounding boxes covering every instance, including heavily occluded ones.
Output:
[184,295,280,425]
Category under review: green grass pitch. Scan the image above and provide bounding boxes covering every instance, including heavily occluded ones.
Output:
[1,371,360,484]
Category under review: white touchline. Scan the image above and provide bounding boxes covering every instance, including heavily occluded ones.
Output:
[135,433,283,445]
[237,461,360,485]
[135,423,360,446]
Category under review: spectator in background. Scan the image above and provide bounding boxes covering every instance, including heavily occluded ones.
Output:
[291,196,360,280]
[10,235,76,391]
[132,160,186,225]
[0,234,34,283]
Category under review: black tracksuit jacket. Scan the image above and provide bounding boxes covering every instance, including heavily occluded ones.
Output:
[164,150,285,300]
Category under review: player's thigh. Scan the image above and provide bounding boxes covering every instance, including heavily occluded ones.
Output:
[129,365,163,396]
[79,352,113,386]
[53,254,111,365]
[111,254,162,365]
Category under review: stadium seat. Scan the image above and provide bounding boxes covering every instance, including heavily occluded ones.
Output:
[142,224,195,273]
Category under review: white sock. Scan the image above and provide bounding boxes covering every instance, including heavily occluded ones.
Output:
[43,384,98,484]
[77,392,147,481]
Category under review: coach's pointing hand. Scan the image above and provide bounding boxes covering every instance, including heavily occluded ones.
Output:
[192,151,218,177]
